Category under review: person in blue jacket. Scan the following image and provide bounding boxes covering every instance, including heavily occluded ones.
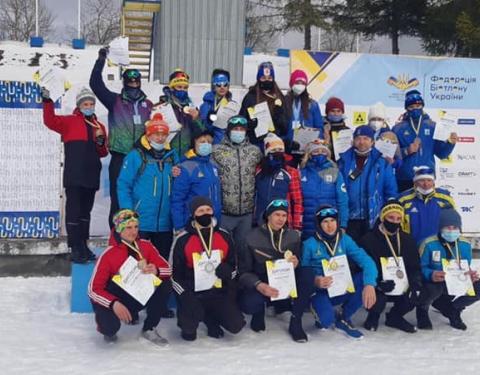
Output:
[392,90,457,192]
[338,125,398,242]
[417,208,480,331]
[117,113,179,260]
[284,69,323,156]
[399,166,455,245]
[171,129,222,233]
[199,69,234,144]
[300,139,348,240]
[302,205,377,339]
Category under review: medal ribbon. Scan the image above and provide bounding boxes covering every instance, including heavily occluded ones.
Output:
[444,240,461,269]
[84,118,101,129]
[381,226,401,267]
[267,225,283,253]
[121,240,144,260]
[409,115,423,137]
[195,223,214,258]
[320,232,340,257]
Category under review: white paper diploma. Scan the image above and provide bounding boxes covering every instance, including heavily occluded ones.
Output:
[469,259,480,274]
[443,259,475,297]
[375,139,397,159]
[332,129,353,160]
[321,255,355,298]
[193,250,222,292]
[112,256,161,306]
[293,127,320,152]
[251,102,274,137]
[433,113,456,141]
[214,101,240,129]
[38,65,66,102]
[108,36,130,66]
[380,256,409,296]
[266,259,298,301]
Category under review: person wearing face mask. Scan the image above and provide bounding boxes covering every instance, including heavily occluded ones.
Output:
[392,90,457,192]
[368,102,402,170]
[416,208,480,331]
[239,62,289,148]
[90,48,153,228]
[253,133,303,230]
[338,125,398,242]
[323,97,351,161]
[212,116,262,254]
[399,166,456,245]
[171,129,222,234]
[42,86,108,263]
[302,205,377,339]
[358,200,423,333]
[200,69,234,144]
[172,196,245,341]
[158,69,206,156]
[300,139,348,240]
[284,70,324,157]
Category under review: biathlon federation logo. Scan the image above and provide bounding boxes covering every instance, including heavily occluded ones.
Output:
[387,74,419,91]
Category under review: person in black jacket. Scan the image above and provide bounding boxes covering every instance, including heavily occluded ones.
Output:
[239,62,288,149]
[171,196,245,341]
[358,200,423,333]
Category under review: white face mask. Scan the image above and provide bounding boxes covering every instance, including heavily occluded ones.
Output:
[416,186,434,195]
[369,120,384,131]
[292,84,306,96]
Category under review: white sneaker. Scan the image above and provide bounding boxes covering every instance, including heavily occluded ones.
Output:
[141,329,169,346]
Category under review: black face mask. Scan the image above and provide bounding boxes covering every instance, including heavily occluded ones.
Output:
[195,214,213,227]
[124,86,142,100]
[383,220,400,233]
[259,80,274,91]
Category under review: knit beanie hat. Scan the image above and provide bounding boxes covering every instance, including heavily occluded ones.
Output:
[264,199,288,219]
[264,132,284,155]
[305,139,330,157]
[169,69,189,89]
[256,61,275,81]
[404,90,424,109]
[122,69,141,86]
[289,69,308,87]
[325,97,345,114]
[190,196,213,215]
[353,125,375,140]
[190,127,214,148]
[368,102,387,120]
[76,87,96,107]
[113,209,139,233]
[439,208,462,230]
[145,113,169,136]
[413,166,435,182]
[380,199,404,222]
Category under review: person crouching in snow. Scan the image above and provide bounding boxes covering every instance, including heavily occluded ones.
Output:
[42,86,108,263]
[88,209,172,345]
[358,200,423,333]
[239,199,315,343]
[416,208,480,331]
[302,205,377,339]
[171,196,245,341]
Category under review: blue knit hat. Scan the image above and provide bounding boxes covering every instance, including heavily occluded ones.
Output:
[256,62,275,81]
[405,90,424,109]
[439,208,462,230]
[353,125,375,140]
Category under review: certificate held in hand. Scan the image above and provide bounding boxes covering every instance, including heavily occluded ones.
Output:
[380,256,409,296]
[443,259,475,297]
[193,250,223,292]
[266,259,297,301]
[321,255,355,298]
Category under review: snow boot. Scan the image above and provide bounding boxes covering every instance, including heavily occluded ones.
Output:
[83,241,97,262]
[448,309,467,331]
[71,245,87,264]
[181,331,197,341]
[206,324,225,339]
[141,329,169,346]
[160,308,175,319]
[335,315,364,339]
[363,311,380,331]
[288,316,308,343]
[416,307,433,330]
[103,334,118,343]
[385,312,416,333]
[250,312,266,332]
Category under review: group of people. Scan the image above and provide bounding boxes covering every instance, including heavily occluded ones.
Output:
[41,49,479,346]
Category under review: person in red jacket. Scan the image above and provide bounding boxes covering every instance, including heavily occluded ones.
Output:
[42,87,108,263]
[88,209,172,345]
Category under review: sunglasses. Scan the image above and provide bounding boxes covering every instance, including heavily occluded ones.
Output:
[316,207,338,217]
[228,116,247,126]
[267,199,289,210]
[215,82,229,88]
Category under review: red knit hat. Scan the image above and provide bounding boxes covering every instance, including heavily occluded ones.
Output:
[289,69,308,87]
[145,113,169,136]
[325,97,345,114]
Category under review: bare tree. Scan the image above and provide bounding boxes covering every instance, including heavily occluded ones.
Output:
[0,0,55,41]
[245,0,283,51]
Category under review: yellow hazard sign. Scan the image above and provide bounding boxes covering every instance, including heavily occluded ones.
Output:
[353,111,367,126]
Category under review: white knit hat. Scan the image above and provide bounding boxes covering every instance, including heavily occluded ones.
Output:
[76,87,96,107]
[368,102,386,121]
[263,132,284,155]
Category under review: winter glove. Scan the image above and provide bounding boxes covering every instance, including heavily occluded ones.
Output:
[215,262,234,282]
[40,87,50,101]
[98,47,109,59]
[95,135,105,146]
[291,141,300,152]
[407,282,423,306]
[377,280,395,293]
[178,290,204,320]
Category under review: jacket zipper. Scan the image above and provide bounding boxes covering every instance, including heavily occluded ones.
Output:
[237,148,242,215]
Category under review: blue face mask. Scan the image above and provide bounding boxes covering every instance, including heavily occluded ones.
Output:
[311,154,327,166]
[327,114,343,123]
[230,130,246,144]
[150,140,165,151]
[408,108,423,120]
[173,89,188,102]
[197,142,212,156]
[80,108,95,117]
[441,229,461,243]
[124,87,142,100]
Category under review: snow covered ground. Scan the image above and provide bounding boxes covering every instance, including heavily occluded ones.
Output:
[1,277,479,375]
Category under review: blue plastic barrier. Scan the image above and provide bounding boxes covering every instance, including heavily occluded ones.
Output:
[30,36,44,48]
[72,38,86,49]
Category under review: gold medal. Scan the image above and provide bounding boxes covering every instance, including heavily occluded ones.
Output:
[137,259,147,270]
[284,250,293,260]
[274,99,282,107]
[183,106,192,114]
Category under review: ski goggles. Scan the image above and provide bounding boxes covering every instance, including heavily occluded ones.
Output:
[228,116,248,127]
[123,69,141,81]
[213,74,229,87]
[266,199,289,210]
[315,207,338,218]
